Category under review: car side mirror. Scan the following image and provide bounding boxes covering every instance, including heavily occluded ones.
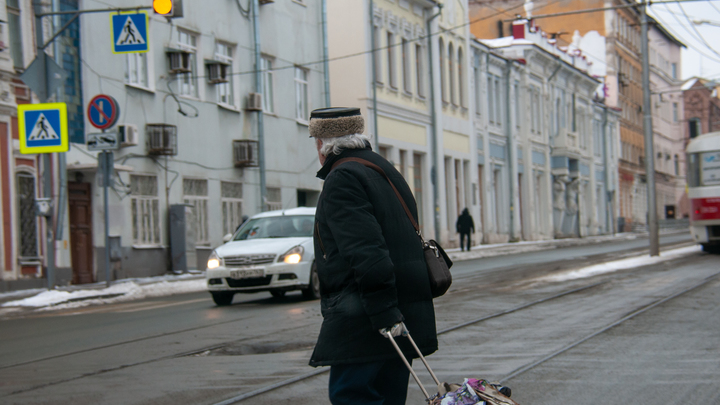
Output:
[223,233,233,243]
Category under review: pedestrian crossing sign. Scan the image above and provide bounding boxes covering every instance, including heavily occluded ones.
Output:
[111,12,149,54]
[18,103,69,154]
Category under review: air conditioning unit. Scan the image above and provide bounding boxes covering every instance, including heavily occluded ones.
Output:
[205,60,229,84]
[167,49,192,74]
[118,124,139,147]
[146,124,178,156]
[246,92,262,111]
[233,140,259,167]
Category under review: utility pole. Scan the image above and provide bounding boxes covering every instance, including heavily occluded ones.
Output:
[641,2,659,256]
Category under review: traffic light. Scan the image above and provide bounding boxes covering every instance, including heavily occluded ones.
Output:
[153,0,183,18]
[153,0,172,15]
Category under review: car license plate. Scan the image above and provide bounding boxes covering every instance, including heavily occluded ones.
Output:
[229,268,264,279]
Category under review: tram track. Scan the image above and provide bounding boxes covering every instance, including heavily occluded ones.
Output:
[211,261,718,405]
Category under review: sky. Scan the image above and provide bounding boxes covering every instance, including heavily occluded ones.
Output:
[648,1,720,81]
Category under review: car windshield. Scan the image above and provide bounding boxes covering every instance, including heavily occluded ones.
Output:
[233,215,314,240]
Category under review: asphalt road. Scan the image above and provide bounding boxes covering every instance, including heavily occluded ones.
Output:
[1,232,717,404]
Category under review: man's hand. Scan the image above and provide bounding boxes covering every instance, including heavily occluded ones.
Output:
[379,322,408,338]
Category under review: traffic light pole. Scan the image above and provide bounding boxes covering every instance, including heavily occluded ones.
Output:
[641,2,659,256]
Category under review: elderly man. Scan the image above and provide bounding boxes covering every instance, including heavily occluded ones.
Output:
[307,107,438,405]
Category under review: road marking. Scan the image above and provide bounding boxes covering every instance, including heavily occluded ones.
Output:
[115,298,209,313]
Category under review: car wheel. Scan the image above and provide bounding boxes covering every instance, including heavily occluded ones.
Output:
[211,292,235,306]
[270,289,287,298]
[302,262,321,300]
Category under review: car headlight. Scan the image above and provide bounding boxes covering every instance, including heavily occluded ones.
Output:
[278,245,304,264]
[207,251,223,269]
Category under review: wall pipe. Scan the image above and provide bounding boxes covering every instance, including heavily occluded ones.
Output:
[426,4,442,242]
[321,0,331,107]
[505,60,516,241]
[252,0,267,212]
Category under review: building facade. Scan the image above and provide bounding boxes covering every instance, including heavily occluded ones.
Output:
[56,0,326,283]
[469,0,685,231]
[479,19,619,240]
[328,0,477,247]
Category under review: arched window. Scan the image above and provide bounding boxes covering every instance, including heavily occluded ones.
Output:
[448,42,455,105]
[458,47,465,108]
[439,38,446,102]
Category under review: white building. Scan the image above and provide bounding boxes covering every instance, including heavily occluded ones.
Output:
[67,0,327,282]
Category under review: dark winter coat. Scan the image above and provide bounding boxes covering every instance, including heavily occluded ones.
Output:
[456,210,475,234]
[309,145,438,367]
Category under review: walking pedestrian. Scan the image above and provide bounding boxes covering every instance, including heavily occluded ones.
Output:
[456,208,475,251]
[307,107,438,405]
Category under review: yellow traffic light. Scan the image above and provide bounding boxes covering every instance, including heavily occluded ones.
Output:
[153,0,172,15]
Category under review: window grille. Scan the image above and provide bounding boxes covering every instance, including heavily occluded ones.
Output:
[266,187,282,211]
[221,181,243,235]
[130,175,161,245]
[183,179,209,245]
[146,124,178,155]
[17,173,39,260]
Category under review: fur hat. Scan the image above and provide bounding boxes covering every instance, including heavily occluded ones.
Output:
[309,107,365,138]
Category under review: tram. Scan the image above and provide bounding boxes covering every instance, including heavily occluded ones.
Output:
[686,131,720,253]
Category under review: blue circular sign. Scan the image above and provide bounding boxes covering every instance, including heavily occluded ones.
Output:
[87,94,120,130]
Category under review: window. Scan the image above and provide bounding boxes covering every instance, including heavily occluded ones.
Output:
[440,38,446,102]
[177,30,198,97]
[261,56,274,113]
[416,44,425,97]
[387,32,396,89]
[295,67,309,121]
[672,102,678,123]
[487,76,495,124]
[266,187,282,211]
[448,43,455,105]
[130,175,161,245]
[374,26,383,84]
[16,173,38,259]
[458,47,465,108]
[215,42,234,106]
[671,63,677,80]
[183,179,209,246]
[689,118,701,138]
[402,38,411,94]
[514,81,520,129]
[7,0,23,70]
[474,57,481,116]
[125,53,148,88]
[221,181,243,236]
[413,154,423,226]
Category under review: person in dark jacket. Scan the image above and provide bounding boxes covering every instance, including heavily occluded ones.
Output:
[308,107,438,405]
[456,208,475,251]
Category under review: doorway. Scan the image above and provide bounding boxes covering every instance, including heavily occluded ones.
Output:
[69,181,94,284]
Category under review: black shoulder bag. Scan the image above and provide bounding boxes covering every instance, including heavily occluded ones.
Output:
[332,157,453,298]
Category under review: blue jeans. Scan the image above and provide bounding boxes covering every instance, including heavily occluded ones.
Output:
[329,358,412,405]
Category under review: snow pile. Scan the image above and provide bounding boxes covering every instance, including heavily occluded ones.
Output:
[539,245,701,283]
[2,277,207,309]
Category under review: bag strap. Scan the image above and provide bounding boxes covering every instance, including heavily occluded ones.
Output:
[331,157,421,237]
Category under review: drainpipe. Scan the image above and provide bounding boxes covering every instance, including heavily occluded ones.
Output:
[252,0,267,212]
[602,106,613,235]
[505,60,515,241]
[370,0,379,149]
[52,0,67,247]
[426,4,442,241]
[321,0,330,107]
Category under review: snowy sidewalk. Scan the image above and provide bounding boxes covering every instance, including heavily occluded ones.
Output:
[0,231,694,312]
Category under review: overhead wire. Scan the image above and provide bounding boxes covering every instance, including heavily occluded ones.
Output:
[650,5,720,64]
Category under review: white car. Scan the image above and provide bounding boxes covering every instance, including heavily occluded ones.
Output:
[206,207,319,306]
